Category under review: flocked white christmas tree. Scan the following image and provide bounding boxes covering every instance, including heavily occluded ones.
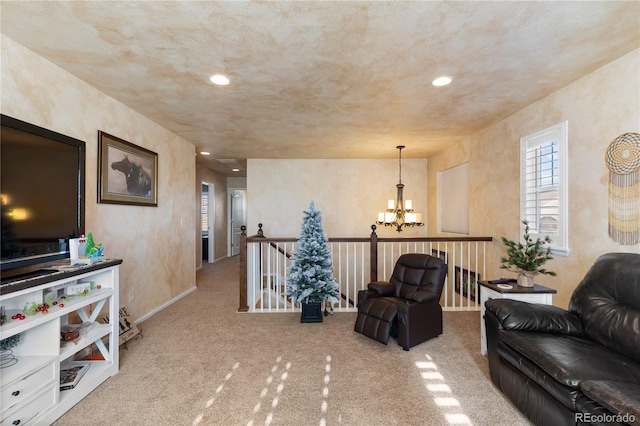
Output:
[286,201,340,316]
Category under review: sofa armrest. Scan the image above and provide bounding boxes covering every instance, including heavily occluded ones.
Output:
[404,289,437,303]
[485,298,584,336]
[367,281,396,297]
[357,282,394,307]
[580,381,640,423]
[357,289,376,306]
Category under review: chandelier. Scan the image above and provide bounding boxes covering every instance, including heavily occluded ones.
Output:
[376,145,424,232]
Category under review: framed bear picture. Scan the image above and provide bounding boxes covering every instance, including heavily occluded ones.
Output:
[98,131,158,206]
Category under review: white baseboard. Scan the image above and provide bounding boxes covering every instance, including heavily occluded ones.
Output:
[135,286,197,324]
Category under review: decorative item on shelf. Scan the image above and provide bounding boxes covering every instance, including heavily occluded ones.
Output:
[515,270,538,288]
[22,291,62,316]
[499,219,557,287]
[65,281,97,296]
[285,201,340,322]
[0,333,21,368]
[61,325,80,342]
[84,232,104,257]
[70,232,106,265]
[60,361,91,391]
[376,145,424,232]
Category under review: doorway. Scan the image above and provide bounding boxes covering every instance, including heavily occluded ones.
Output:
[201,183,214,263]
[228,188,247,256]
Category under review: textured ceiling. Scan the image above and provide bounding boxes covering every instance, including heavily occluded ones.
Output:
[1,1,639,176]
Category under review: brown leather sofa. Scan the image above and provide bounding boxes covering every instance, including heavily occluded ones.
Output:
[354,253,447,351]
[485,253,640,425]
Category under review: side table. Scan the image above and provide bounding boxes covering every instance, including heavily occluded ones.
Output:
[479,280,556,355]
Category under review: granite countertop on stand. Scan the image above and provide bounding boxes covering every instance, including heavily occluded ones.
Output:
[1,258,123,295]
[479,279,557,294]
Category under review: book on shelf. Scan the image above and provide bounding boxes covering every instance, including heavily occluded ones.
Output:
[60,362,91,391]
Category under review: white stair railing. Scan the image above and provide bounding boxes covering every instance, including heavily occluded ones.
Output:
[239,225,491,313]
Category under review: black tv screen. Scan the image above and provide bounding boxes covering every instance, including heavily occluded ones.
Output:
[1,114,85,271]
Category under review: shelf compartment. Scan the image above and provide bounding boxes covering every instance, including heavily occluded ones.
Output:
[0,288,113,339]
[59,323,112,361]
[56,360,117,407]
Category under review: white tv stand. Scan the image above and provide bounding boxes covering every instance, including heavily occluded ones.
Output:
[0,259,121,425]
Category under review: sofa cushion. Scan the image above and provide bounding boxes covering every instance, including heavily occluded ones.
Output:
[580,381,640,426]
[498,338,582,411]
[389,254,447,300]
[354,297,399,344]
[569,253,640,362]
[499,331,640,388]
[498,356,578,425]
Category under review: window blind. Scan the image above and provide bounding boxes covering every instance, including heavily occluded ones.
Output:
[524,139,559,236]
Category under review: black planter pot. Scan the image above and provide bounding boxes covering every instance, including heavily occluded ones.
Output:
[300,300,323,323]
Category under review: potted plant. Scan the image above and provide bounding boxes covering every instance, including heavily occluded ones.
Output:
[285,201,340,322]
[500,219,557,287]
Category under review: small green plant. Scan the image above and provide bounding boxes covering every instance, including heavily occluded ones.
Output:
[500,219,556,276]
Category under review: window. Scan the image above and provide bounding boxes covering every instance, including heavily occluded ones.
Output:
[520,121,569,256]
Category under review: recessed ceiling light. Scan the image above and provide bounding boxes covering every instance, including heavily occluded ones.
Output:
[432,76,452,87]
[200,151,210,155]
[232,168,240,172]
[210,74,230,86]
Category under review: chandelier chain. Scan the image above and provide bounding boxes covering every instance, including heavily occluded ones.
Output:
[398,145,403,184]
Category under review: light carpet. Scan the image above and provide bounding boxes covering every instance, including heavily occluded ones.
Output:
[54,256,530,426]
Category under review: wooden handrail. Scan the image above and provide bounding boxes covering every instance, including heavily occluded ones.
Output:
[239,224,493,312]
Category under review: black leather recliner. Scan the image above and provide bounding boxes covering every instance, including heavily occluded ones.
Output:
[354,253,447,351]
[485,252,640,426]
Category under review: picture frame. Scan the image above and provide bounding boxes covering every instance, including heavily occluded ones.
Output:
[454,267,479,299]
[98,131,158,206]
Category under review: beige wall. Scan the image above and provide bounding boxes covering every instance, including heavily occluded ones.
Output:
[247,158,428,238]
[429,49,640,308]
[4,30,636,314]
[1,35,197,321]
[195,165,229,267]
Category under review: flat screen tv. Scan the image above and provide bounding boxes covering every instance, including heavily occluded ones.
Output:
[1,114,85,275]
